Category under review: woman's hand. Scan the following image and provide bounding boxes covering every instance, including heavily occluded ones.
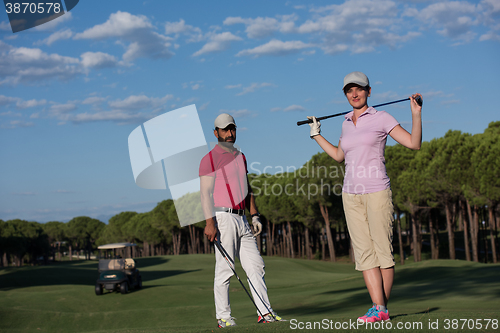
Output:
[410,93,422,117]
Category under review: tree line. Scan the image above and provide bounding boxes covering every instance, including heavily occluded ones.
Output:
[0,217,104,266]
[1,121,498,267]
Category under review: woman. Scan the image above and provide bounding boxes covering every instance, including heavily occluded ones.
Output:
[307,71,422,323]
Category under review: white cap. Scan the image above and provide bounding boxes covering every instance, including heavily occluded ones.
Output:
[214,113,236,129]
[343,71,369,90]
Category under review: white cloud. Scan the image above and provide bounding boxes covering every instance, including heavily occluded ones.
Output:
[300,0,399,33]
[75,11,174,62]
[236,82,275,96]
[198,102,210,111]
[82,96,106,105]
[1,120,35,128]
[165,19,203,42]
[236,39,314,57]
[274,0,500,52]
[0,95,47,109]
[478,0,500,41]
[182,97,198,106]
[0,21,11,31]
[36,28,73,46]
[0,42,82,85]
[479,30,500,41]
[219,109,255,118]
[182,81,203,90]
[298,0,422,54]
[165,19,198,35]
[108,95,155,110]
[224,15,298,38]
[372,91,401,102]
[416,1,479,41]
[108,94,174,110]
[34,11,73,31]
[481,0,500,12]
[75,11,152,39]
[321,43,349,55]
[49,103,77,119]
[233,109,254,118]
[0,111,21,117]
[0,95,19,106]
[70,110,151,124]
[42,94,175,124]
[16,99,47,109]
[122,33,173,62]
[225,84,242,89]
[440,99,460,105]
[80,52,118,69]
[193,32,242,56]
[284,105,306,112]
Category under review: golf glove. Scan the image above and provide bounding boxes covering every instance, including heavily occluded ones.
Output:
[307,116,321,138]
[251,215,262,236]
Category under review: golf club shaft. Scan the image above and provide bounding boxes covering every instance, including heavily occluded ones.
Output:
[215,241,273,315]
[213,241,267,319]
[296,96,422,126]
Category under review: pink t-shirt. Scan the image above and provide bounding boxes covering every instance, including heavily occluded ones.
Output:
[340,107,399,194]
[199,144,248,210]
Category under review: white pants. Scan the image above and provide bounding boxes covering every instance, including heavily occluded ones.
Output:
[214,211,272,319]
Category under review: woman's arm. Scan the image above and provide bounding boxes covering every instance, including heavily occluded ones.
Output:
[313,136,345,163]
[309,116,345,162]
[389,93,422,150]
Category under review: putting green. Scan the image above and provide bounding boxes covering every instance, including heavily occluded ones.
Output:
[0,255,499,332]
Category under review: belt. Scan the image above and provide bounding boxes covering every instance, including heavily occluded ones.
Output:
[215,207,245,216]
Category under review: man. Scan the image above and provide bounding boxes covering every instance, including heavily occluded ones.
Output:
[199,113,284,328]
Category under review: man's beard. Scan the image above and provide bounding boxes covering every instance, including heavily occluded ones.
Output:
[218,136,235,148]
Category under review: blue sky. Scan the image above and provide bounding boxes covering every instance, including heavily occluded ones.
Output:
[0,0,499,223]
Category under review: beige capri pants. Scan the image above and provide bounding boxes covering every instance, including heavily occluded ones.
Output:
[342,188,395,271]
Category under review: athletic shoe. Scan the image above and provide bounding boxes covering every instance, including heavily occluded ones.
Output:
[357,303,376,323]
[218,317,237,328]
[358,305,390,323]
[258,311,286,323]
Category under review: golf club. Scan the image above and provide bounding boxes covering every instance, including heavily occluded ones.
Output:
[213,241,274,321]
[296,96,423,126]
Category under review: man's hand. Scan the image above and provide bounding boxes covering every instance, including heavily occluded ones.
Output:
[307,116,321,138]
[205,218,218,242]
[251,215,262,237]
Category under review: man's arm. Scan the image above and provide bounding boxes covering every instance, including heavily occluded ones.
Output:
[200,175,217,242]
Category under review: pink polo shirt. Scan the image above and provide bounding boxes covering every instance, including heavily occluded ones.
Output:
[340,107,399,194]
[199,144,248,210]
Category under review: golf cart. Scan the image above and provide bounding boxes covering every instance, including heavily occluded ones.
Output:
[95,242,142,295]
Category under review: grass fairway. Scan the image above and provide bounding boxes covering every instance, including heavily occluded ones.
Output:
[0,256,499,333]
